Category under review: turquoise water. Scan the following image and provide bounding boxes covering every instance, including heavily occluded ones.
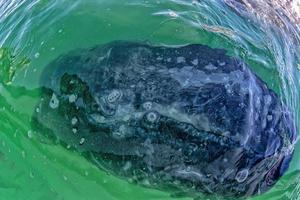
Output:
[0,0,300,199]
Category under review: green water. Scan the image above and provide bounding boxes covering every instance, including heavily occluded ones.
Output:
[0,0,300,199]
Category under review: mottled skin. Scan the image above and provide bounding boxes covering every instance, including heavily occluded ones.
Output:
[33,41,296,198]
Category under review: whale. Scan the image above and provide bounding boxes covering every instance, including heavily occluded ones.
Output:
[32,41,297,198]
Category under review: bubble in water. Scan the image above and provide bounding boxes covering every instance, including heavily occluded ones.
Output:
[49,93,59,109]
[34,52,40,58]
[169,10,178,17]
[146,112,158,123]
[27,130,33,139]
[235,169,249,183]
[21,151,26,158]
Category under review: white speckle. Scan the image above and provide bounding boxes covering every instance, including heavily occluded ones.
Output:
[50,47,55,51]
[177,57,185,63]
[235,169,249,183]
[122,115,130,121]
[66,144,71,149]
[112,131,125,139]
[123,161,132,171]
[58,29,63,33]
[219,62,226,66]
[63,175,68,181]
[143,102,152,110]
[107,90,121,103]
[49,93,59,109]
[191,59,198,65]
[264,95,272,105]
[169,10,178,17]
[205,63,218,70]
[34,52,40,58]
[89,114,105,123]
[267,115,273,121]
[72,128,77,134]
[27,130,33,138]
[40,41,44,45]
[69,94,77,103]
[35,107,40,113]
[84,171,89,176]
[71,117,78,125]
[298,63,300,70]
[79,138,85,145]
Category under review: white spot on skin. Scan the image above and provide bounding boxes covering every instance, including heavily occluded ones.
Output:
[205,63,218,70]
[219,62,226,66]
[143,102,152,110]
[79,138,85,145]
[235,169,249,183]
[72,128,77,134]
[191,59,198,65]
[123,161,132,171]
[71,117,78,125]
[107,90,121,103]
[177,57,185,63]
[89,114,106,123]
[69,94,77,103]
[49,93,59,109]
[267,115,273,121]
[112,131,125,139]
[27,130,33,138]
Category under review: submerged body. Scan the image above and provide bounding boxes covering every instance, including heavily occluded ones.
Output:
[33,41,296,198]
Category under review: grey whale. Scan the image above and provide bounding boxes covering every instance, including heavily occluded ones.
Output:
[33,41,297,198]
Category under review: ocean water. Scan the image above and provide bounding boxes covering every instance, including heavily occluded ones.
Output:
[0,0,300,200]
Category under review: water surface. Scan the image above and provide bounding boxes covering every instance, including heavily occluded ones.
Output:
[0,0,300,199]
